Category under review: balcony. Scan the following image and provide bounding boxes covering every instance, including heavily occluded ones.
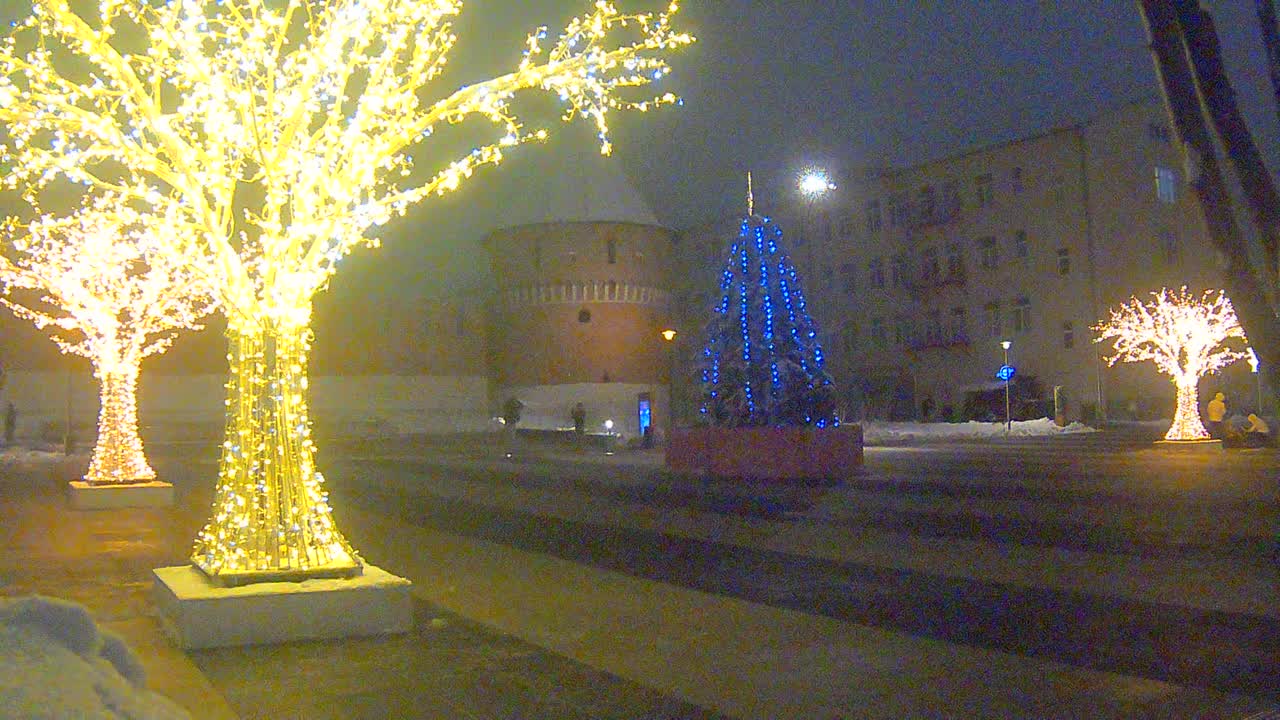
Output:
[909,335,971,352]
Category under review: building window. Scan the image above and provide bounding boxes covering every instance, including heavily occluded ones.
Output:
[839,262,859,294]
[925,309,943,345]
[945,242,964,278]
[1148,121,1171,143]
[868,257,885,289]
[894,315,912,346]
[949,306,967,343]
[456,308,467,336]
[1013,230,1028,260]
[532,239,542,270]
[870,317,887,348]
[921,246,940,283]
[984,301,1002,338]
[918,185,937,222]
[578,308,592,323]
[606,280,618,300]
[1011,167,1024,194]
[841,325,859,355]
[607,237,618,264]
[866,199,882,234]
[1159,231,1180,264]
[889,192,909,227]
[978,236,998,270]
[1155,166,1177,204]
[1012,296,1031,334]
[891,252,910,289]
[1056,248,1070,276]
[975,173,994,207]
[1062,321,1075,349]
[943,180,961,209]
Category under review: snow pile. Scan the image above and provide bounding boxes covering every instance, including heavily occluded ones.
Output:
[0,446,69,465]
[0,596,192,719]
[861,417,1097,446]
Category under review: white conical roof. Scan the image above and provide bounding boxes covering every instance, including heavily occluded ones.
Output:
[478,125,662,230]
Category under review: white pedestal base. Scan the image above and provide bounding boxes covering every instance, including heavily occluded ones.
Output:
[152,564,413,649]
[1154,438,1223,453]
[68,480,174,510]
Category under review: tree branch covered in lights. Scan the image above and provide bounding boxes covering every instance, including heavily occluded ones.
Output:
[0,0,691,583]
[1094,287,1249,441]
[0,197,215,484]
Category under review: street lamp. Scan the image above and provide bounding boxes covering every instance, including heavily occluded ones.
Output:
[661,328,677,444]
[1248,347,1262,413]
[797,169,836,284]
[1001,340,1012,432]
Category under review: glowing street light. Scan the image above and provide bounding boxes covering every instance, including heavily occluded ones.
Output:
[1248,347,1263,413]
[798,170,837,198]
[661,328,678,442]
[1001,340,1012,432]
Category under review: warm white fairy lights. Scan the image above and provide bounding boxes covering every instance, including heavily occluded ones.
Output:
[1094,287,1250,441]
[0,0,690,583]
[0,197,215,484]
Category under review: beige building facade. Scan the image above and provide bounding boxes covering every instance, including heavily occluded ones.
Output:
[677,102,1260,424]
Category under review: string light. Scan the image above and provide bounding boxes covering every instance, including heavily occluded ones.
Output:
[0,196,215,485]
[0,0,690,583]
[699,214,838,428]
[1094,287,1249,441]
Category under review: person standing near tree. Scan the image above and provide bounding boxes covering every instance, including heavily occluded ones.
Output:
[3,402,14,446]
[1206,392,1227,439]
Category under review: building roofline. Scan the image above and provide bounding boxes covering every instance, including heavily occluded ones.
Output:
[481,219,677,246]
[876,95,1164,179]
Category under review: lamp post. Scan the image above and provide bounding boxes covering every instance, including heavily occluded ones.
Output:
[661,328,677,444]
[1001,340,1012,432]
[797,169,836,284]
[1248,348,1262,414]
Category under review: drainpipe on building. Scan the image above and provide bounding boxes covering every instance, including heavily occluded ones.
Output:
[1078,127,1107,424]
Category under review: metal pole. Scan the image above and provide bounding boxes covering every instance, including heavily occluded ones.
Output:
[64,363,73,455]
[1003,346,1011,432]
[1257,371,1264,415]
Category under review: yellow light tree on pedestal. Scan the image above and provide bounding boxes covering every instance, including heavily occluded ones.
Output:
[0,197,215,484]
[1094,287,1250,441]
[0,0,691,584]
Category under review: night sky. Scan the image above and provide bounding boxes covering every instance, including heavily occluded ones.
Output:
[1,0,1275,296]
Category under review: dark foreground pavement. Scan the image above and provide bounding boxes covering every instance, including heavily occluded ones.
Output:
[0,450,724,720]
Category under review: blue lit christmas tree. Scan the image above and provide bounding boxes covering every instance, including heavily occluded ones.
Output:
[697,182,838,428]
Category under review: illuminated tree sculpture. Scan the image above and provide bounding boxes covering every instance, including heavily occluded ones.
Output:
[1094,287,1249,441]
[0,197,215,484]
[0,0,691,583]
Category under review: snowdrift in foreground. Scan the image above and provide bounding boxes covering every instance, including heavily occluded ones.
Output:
[0,596,191,719]
[861,417,1097,446]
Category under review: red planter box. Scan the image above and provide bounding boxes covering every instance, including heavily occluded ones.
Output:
[666,425,863,481]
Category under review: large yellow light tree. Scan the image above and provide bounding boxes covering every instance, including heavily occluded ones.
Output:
[0,197,215,484]
[0,0,691,583]
[1094,287,1250,441]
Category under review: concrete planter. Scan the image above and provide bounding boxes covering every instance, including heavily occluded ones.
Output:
[666,425,863,481]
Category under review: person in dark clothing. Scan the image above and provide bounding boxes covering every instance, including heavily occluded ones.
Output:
[571,402,586,435]
[3,402,14,446]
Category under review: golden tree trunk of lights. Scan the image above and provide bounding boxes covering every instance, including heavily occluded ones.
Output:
[1094,287,1250,442]
[0,0,691,583]
[0,200,214,485]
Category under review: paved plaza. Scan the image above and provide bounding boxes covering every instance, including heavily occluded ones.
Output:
[2,430,1278,719]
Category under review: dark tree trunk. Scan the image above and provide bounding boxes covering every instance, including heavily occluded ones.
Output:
[1137,0,1280,407]
[1256,0,1280,131]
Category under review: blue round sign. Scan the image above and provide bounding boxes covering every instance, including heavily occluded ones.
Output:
[995,364,1016,382]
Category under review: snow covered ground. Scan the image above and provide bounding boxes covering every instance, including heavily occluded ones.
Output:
[860,417,1097,446]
